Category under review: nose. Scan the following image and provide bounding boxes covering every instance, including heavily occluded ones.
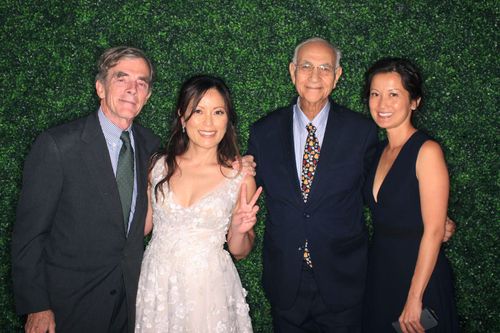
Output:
[203,113,213,125]
[309,67,320,81]
[379,95,388,108]
[126,80,138,94]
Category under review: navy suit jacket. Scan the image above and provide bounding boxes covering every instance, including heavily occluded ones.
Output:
[11,112,160,332]
[248,100,378,321]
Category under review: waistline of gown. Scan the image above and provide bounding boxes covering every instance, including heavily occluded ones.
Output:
[150,226,228,252]
[372,222,423,240]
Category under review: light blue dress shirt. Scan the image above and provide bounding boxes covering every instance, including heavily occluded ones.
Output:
[98,109,137,233]
[292,98,330,183]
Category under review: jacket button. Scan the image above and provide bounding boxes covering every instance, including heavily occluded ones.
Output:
[304,213,311,218]
[298,246,302,251]
[110,289,117,295]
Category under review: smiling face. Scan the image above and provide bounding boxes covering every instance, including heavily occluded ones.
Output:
[95,57,152,129]
[182,88,229,151]
[289,41,342,115]
[368,72,420,130]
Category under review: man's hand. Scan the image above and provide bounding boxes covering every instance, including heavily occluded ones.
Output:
[232,155,256,176]
[25,310,55,333]
[443,216,456,242]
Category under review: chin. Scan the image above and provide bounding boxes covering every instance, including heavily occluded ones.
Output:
[118,110,140,119]
[374,120,390,129]
[191,138,222,149]
[303,94,326,104]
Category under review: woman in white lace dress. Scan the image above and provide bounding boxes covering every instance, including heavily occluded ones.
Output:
[135,75,261,332]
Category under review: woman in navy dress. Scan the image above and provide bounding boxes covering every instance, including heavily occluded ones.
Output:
[362,58,458,333]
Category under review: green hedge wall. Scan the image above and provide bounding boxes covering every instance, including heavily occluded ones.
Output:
[1,1,498,331]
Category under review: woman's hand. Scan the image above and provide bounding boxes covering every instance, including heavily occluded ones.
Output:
[399,297,424,333]
[231,183,262,234]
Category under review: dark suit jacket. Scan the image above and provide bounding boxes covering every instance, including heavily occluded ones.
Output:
[11,112,160,332]
[248,100,378,323]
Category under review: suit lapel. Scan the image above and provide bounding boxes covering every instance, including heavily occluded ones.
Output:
[279,106,304,205]
[305,102,342,205]
[80,113,125,235]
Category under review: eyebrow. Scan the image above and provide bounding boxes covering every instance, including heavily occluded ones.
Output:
[299,61,333,65]
[196,105,227,110]
[113,71,129,78]
[112,71,150,83]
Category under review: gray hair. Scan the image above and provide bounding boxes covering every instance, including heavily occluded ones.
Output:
[292,37,342,68]
[95,46,154,91]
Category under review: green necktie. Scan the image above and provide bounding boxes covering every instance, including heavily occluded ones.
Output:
[116,131,134,233]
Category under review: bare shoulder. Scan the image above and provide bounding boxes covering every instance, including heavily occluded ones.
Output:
[417,140,448,178]
[418,140,445,162]
[149,154,168,181]
[242,172,256,185]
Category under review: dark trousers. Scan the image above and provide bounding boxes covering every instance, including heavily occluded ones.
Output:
[272,264,362,333]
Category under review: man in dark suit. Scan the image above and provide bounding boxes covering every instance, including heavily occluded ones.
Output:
[12,47,160,333]
[248,38,377,332]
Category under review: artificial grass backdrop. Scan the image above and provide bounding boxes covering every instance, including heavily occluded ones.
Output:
[1,1,497,332]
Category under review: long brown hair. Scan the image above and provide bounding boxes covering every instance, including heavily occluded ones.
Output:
[151,75,240,200]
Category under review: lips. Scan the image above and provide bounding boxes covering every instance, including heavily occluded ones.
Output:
[119,98,137,105]
[378,112,392,118]
[198,130,216,137]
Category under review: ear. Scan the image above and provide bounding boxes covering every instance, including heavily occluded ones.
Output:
[178,110,186,126]
[411,97,421,110]
[332,66,343,89]
[145,90,152,102]
[95,80,105,99]
[289,62,297,85]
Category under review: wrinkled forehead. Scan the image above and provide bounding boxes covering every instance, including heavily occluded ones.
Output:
[108,56,151,77]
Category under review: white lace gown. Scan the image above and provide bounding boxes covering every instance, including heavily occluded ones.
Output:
[135,158,253,332]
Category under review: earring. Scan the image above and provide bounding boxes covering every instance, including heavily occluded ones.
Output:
[182,125,185,133]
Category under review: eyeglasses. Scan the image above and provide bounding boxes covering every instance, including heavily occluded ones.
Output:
[296,62,335,76]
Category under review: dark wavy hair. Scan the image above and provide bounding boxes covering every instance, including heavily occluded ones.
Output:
[151,75,240,200]
[363,57,424,111]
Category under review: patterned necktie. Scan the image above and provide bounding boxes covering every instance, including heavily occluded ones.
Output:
[301,123,320,268]
[116,131,134,233]
[301,123,320,202]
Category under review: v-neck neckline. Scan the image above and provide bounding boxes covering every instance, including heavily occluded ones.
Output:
[372,131,418,204]
[169,170,238,209]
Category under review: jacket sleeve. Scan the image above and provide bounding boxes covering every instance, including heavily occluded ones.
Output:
[11,132,63,314]
[362,122,379,179]
[246,123,263,188]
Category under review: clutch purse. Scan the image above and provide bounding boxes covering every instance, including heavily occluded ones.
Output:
[392,307,438,332]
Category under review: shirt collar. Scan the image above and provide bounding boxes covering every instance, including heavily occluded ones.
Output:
[98,108,133,144]
[294,97,330,130]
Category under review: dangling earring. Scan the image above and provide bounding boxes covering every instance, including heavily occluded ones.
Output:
[182,125,186,133]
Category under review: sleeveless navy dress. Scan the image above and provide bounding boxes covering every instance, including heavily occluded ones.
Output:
[362,131,459,332]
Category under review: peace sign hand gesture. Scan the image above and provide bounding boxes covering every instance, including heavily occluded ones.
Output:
[231,183,262,235]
